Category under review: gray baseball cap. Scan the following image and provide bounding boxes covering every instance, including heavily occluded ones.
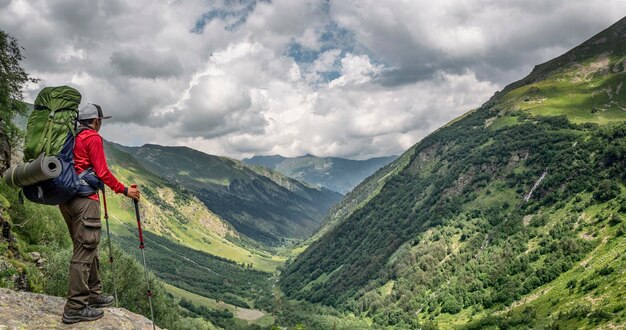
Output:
[78,103,112,120]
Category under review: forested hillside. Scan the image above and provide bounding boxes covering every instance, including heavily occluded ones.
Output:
[280,17,626,329]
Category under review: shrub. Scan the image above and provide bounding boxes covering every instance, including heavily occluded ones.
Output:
[597,265,614,276]
[593,180,620,203]
[441,295,463,314]
[566,279,577,289]
[43,241,191,329]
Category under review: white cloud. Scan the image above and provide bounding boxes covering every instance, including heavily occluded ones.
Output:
[167,43,496,159]
[328,53,383,88]
[1,0,622,160]
[330,0,620,85]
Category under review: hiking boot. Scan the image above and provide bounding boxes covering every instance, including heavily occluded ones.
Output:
[88,295,115,308]
[62,306,104,324]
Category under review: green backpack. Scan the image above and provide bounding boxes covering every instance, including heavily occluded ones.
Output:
[23,86,82,161]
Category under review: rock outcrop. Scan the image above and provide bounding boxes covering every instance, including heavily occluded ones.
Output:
[0,288,160,329]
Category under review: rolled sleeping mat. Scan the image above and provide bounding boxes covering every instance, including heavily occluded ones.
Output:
[3,153,62,188]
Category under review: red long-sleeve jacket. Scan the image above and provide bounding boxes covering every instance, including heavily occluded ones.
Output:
[74,129,126,201]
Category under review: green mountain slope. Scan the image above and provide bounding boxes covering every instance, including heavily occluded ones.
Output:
[279,17,626,329]
[103,141,283,272]
[242,154,397,194]
[292,148,417,254]
[116,144,343,246]
[101,142,282,324]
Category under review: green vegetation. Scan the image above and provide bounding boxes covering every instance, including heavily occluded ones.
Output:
[43,239,211,328]
[299,143,418,251]
[501,61,626,124]
[282,111,624,324]
[0,30,37,148]
[115,229,273,309]
[273,295,373,330]
[280,17,626,329]
[117,144,342,246]
[0,180,215,329]
[103,141,286,273]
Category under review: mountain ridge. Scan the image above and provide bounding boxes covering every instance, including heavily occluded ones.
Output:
[279,16,626,329]
[489,16,626,105]
[243,154,397,194]
[112,142,343,246]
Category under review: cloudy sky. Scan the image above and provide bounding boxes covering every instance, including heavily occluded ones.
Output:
[1,1,623,159]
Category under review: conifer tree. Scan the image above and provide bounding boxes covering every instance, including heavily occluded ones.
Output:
[0,30,37,171]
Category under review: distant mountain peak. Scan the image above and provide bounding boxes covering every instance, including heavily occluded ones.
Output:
[489,16,626,105]
[243,154,397,194]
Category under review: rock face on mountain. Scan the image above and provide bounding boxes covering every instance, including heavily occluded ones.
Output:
[0,288,159,329]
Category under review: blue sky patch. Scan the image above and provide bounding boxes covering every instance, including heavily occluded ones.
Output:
[284,21,387,83]
[192,0,271,33]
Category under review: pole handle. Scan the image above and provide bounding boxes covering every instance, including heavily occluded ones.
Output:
[101,190,109,219]
[131,184,139,207]
[132,188,145,246]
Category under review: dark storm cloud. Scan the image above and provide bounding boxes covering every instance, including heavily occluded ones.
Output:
[331,0,622,88]
[0,0,201,131]
[110,50,183,79]
[1,0,129,73]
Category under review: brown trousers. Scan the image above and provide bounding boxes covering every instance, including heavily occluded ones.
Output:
[59,197,102,311]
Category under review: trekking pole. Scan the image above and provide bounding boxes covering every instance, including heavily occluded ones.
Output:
[101,189,119,307]
[131,184,156,330]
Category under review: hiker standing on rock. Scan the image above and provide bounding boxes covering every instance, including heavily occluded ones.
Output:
[60,103,141,324]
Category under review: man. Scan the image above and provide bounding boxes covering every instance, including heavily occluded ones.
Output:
[60,103,141,324]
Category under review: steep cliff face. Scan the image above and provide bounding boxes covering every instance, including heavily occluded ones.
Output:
[0,288,159,329]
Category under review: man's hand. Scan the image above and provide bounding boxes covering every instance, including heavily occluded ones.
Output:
[126,185,141,201]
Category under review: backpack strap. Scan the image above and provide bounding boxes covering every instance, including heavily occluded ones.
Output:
[76,125,93,135]
[72,125,104,197]
[76,168,103,196]
[78,167,103,189]
[31,106,52,159]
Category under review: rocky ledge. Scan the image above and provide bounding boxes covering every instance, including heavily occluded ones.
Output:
[0,288,160,329]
